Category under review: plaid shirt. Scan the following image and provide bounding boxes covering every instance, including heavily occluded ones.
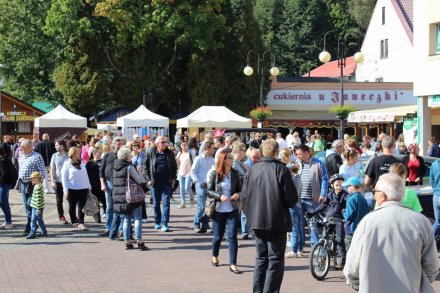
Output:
[18,150,46,181]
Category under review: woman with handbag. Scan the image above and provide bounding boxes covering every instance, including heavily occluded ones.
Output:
[207,149,242,274]
[112,147,148,251]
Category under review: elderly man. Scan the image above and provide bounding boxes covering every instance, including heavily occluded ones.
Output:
[144,136,177,232]
[244,147,261,169]
[18,139,46,234]
[344,173,438,292]
[242,139,298,293]
[325,139,344,178]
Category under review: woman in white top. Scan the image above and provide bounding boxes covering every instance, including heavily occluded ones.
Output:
[61,146,91,230]
[176,141,193,208]
[339,147,362,183]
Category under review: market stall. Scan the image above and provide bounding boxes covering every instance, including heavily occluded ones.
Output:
[34,105,87,139]
[176,106,252,129]
[116,105,169,140]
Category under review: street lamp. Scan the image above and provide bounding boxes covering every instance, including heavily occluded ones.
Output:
[13,104,17,142]
[319,32,364,139]
[244,50,280,107]
[0,64,3,145]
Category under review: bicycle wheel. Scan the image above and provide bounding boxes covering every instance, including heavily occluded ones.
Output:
[309,242,330,280]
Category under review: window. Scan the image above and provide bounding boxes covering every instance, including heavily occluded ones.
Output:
[18,122,31,133]
[382,7,385,25]
[437,24,440,54]
[380,39,388,59]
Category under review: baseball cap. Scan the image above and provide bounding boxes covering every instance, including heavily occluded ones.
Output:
[342,176,361,187]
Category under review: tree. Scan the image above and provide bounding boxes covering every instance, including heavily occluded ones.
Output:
[0,0,61,104]
[348,0,376,32]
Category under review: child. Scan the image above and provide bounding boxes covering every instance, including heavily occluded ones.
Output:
[26,171,48,239]
[388,162,423,212]
[342,176,369,251]
[305,174,348,268]
[285,163,305,258]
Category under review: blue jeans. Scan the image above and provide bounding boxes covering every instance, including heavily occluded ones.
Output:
[433,195,440,241]
[0,185,12,224]
[30,208,47,235]
[300,198,319,247]
[178,175,193,204]
[290,205,304,253]
[193,183,209,229]
[151,183,172,225]
[105,180,113,230]
[20,181,34,232]
[212,209,239,265]
[123,206,142,241]
[241,211,248,237]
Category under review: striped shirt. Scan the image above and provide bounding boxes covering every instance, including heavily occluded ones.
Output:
[300,162,312,199]
[18,151,46,181]
[30,184,45,209]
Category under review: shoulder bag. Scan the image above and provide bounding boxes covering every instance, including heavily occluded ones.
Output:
[82,191,100,216]
[126,166,146,204]
[205,174,220,218]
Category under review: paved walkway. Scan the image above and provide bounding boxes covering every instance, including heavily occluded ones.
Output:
[1,190,439,292]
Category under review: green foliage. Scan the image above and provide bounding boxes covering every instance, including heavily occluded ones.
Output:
[329,104,356,120]
[348,0,376,31]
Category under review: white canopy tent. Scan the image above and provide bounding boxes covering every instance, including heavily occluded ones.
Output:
[177,106,252,128]
[116,105,169,128]
[34,105,87,128]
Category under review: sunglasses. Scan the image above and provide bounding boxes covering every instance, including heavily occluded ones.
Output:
[132,145,140,148]
[157,141,167,144]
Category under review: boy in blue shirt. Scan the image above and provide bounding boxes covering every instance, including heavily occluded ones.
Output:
[343,177,369,251]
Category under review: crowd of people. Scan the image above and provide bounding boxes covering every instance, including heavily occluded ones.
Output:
[0,128,439,292]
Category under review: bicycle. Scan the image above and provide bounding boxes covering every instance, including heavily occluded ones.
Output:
[308,215,340,280]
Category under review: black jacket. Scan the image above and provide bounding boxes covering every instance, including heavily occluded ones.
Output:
[207,168,242,210]
[86,159,102,191]
[0,157,17,187]
[144,148,177,187]
[112,159,142,214]
[309,189,348,219]
[242,157,298,233]
[401,155,426,185]
[325,152,343,178]
[99,152,116,181]
[34,140,56,166]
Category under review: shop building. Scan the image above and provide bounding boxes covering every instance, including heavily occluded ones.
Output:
[0,91,45,142]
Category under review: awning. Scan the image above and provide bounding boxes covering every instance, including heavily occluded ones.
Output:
[348,105,417,123]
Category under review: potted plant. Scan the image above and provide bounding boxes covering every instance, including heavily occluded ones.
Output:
[249,106,273,122]
[329,105,356,120]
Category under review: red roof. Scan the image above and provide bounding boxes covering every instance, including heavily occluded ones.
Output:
[303,56,357,78]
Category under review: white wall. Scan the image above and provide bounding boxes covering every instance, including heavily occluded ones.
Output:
[356,0,414,82]
[413,0,440,96]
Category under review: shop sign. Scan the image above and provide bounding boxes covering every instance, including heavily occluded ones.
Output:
[267,89,416,110]
[428,95,440,107]
[2,111,37,122]
[347,112,395,123]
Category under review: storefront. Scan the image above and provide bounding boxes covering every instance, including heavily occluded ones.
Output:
[264,77,416,138]
[0,91,45,141]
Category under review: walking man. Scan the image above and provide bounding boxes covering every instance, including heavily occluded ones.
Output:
[242,139,298,293]
[17,139,46,234]
[144,136,177,232]
[50,138,69,224]
[34,133,56,194]
[190,142,215,233]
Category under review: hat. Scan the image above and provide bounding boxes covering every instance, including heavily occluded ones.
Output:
[113,136,124,142]
[342,176,361,187]
[30,171,41,179]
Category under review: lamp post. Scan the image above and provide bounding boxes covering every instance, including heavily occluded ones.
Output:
[243,50,280,107]
[319,32,364,139]
[13,104,17,142]
[0,64,3,145]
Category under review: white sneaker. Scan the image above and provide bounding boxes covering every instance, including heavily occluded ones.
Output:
[285,252,296,258]
[286,241,292,247]
[0,223,13,230]
[297,251,303,258]
[178,203,186,209]
[77,224,88,231]
[142,219,147,223]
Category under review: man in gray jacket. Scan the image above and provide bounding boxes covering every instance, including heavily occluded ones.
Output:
[344,173,438,292]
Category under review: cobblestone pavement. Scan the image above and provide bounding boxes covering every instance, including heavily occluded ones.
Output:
[1,189,439,292]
